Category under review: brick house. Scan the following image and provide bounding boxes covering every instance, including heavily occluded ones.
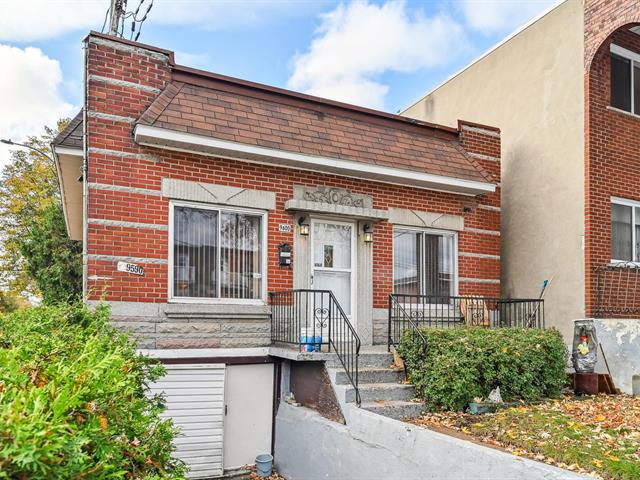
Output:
[53,32,522,477]
[403,0,640,394]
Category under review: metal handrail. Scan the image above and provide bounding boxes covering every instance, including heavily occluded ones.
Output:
[270,289,361,406]
[388,294,545,348]
[388,294,429,353]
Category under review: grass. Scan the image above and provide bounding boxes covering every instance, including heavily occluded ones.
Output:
[409,395,640,479]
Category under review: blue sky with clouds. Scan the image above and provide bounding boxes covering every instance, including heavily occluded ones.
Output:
[0,0,557,165]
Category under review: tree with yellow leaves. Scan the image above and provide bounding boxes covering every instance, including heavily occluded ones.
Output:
[0,120,81,304]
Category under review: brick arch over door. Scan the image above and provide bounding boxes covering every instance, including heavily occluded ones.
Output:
[584,0,640,70]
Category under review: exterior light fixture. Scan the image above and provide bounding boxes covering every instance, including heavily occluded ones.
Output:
[363,224,374,243]
[298,216,310,236]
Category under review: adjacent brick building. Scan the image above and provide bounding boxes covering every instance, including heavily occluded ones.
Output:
[403,0,640,394]
[54,32,503,476]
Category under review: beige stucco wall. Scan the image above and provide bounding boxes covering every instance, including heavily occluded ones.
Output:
[402,0,584,340]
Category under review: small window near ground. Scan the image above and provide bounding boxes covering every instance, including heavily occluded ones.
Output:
[611,199,640,263]
[172,203,264,301]
[393,228,456,298]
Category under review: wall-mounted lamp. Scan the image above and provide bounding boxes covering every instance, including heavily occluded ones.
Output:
[363,224,374,243]
[298,216,310,236]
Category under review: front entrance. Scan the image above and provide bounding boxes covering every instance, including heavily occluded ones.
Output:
[310,219,356,327]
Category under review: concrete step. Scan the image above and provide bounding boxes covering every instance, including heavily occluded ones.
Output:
[345,383,416,403]
[334,367,404,385]
[327,352,394,369]
[360,400,425,420]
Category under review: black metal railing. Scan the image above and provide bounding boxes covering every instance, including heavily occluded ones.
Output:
[270,289,361,405]
[388,294,545,349]
[388,294,429,354]
[595,262,640,316]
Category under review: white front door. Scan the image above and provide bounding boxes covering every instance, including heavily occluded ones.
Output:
[310,219,356,326]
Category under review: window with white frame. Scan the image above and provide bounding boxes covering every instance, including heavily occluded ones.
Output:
[170,202,265,301]
[611,198,640,263]
[393,228,456,297]
[610,44,640,115]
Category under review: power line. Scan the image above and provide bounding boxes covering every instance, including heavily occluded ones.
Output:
[107,0,153,41]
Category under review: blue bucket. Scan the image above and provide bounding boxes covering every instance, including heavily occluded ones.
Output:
[255,453,273,477]
[299,335,314,352]
[313,335,323,352]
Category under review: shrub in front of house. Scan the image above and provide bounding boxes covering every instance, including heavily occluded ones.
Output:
[0,303,186,479]
[397,327,568,411]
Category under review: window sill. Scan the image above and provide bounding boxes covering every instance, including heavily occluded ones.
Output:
[164,301,271,319]
[606,106,640,121]
[168,298,267,306]
[609,261,640,268]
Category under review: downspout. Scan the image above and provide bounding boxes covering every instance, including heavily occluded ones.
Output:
[81,39,89,301]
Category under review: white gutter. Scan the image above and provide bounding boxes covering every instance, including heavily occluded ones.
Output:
[134,124,495,196]
[52,145,82,239]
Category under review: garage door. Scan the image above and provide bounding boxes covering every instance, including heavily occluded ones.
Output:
[149,364,226,479]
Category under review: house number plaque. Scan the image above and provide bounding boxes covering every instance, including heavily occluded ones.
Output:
[117,261,145,276]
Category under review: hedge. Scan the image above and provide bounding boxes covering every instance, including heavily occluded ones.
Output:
[397,327,568,411]
[0,303,186,479]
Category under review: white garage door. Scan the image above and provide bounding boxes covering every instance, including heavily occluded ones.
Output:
[149,364,226,479]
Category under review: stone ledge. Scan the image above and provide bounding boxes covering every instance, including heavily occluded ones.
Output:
[284,199,389,221]
[164,302,271,319]
[388,207,464,231]
[162,178,276,210]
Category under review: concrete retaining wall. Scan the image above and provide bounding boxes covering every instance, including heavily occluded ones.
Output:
[593,318,640,394]
[274,402,589,480]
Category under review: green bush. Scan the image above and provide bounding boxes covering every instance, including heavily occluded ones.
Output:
[397,327,568,411]
[0,303,186,479]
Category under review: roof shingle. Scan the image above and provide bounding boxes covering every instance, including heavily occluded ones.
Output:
[137,81,491,184]
[53,111,83,149]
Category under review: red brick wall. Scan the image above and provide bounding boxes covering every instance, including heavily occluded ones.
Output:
[585,0,640,70]
[84,34,501,308]
[585,23,640,316]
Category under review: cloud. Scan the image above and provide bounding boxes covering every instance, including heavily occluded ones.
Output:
[0,45,74,167]
[287,1,467,110]
[458,0,557,34]
[151,1,319,29]
[0,1,104,42]
[174,50,212,70]
[0,0,321,42]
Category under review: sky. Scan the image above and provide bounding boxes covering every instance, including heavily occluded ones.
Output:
[0,0,558,167]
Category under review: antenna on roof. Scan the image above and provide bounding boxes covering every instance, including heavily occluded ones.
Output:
[105,0,153,40]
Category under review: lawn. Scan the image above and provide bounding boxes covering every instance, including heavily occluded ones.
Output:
[409,395,640,480]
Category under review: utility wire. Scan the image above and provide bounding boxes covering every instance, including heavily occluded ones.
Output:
[107,0,153,41]
[101,6,111,33]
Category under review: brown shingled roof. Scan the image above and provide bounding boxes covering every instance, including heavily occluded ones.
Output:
[53,111,83,149]
[137,78,491,184]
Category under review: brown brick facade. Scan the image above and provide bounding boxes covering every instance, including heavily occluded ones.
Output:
[83,33,501,347]
[585,1,640,316]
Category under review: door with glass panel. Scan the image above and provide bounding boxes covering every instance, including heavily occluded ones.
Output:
[310,220,356,336]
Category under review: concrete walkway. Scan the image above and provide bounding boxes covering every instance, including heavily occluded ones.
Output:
[274,402,590,480]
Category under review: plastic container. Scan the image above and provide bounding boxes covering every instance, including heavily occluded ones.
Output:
[313,335,323,352]
[255,453,273,477]
[299,335,311,352]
